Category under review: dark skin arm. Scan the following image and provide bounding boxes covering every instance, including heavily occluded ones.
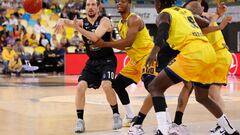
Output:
[146,12,170,66]
[92,15,143,50]
[146,45,160,67]
[193,14,210,28]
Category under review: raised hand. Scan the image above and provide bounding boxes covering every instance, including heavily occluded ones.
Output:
[73,16,79,28]
[217,2,227,17]
[53,19,65,34]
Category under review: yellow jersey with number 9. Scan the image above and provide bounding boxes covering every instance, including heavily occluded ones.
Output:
[161,7,209,51]
[118,13,154,64]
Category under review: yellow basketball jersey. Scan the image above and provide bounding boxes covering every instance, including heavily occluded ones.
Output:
[161,7,209,51]
[118,13,154,63]
[205,22,227,50]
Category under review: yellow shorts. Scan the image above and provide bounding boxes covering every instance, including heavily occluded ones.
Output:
[212,49,232,84]
[168,41,217,84]
[120,56,147,83]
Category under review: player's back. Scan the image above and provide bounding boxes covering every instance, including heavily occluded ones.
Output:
[161,7,216,64]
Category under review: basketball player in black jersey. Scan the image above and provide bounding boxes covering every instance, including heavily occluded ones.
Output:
[54,0,122,133]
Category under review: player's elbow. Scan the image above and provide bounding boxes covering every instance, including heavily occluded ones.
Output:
[124,39,134,47]
[92,36,101,43]
[201,28,209,34]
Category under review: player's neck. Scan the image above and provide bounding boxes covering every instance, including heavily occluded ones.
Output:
[87,14,99,25]
[121,11,131,20]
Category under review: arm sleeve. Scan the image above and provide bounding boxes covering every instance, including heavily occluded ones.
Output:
[154,22,170,48]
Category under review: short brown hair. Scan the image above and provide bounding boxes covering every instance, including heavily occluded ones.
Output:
[85,0,100,6]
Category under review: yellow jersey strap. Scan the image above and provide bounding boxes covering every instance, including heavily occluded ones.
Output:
[119,12,135,23]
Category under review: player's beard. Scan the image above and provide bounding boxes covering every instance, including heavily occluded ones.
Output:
[88,13,97,18]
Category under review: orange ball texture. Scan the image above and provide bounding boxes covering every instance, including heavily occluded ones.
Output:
[23,0,42,14]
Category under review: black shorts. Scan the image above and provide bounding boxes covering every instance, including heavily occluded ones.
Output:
[156,44,180,73]
[78,56,117,89]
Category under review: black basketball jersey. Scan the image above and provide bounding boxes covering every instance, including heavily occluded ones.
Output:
[82,16,114,59]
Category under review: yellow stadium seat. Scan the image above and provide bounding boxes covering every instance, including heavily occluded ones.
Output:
[44,9,52,15]
[66,33,72,39]
[41,20,48,26]
[66,27,74,39]
[19,8,25,14]
[66,27,74,33]
[34,46,46,54]
[6,14,10,19]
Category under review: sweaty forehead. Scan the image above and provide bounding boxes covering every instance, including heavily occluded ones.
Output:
[86,0,98,4]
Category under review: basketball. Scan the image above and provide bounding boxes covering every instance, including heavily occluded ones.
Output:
[23,0,42,14]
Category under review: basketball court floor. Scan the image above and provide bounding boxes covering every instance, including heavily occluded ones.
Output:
[0,74,239,135]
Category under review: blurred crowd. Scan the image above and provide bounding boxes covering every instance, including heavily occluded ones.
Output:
[0,0,105,76]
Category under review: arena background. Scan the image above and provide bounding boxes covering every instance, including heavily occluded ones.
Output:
[1,0,240,75]
[0,1,240,135]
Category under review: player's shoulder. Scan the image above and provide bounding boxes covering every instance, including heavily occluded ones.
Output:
[127,13,142,25]
[100,16,111,22]
[128,13,141,21]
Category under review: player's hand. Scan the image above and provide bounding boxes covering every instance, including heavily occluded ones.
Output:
[216,2,227,17]
[219,16,232,30]
[73,16,79,29]
[91,38,105,48]
[145,53,157,67]
[54,19,64,34]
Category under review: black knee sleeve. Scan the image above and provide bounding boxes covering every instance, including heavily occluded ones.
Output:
[112,74,136,105]
[141,74,155,92]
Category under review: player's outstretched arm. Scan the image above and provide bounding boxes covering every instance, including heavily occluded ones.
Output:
[202,16,232,34]
[54,18,83,33]
[93,15,142,50]
[202,2,227,26]
[74,17,112,42]
[194,14,210,28]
